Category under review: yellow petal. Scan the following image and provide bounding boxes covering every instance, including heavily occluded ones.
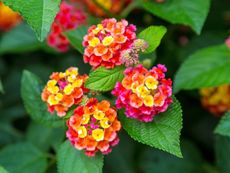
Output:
[100,117,111,129]
[48,95,59,105]
[82,114,90,125]
[143,95,154,107]
[102,36,114,46]
[145,76,158,90]
[72,79,83,88]
[92,129,104,141]
[77,126,87,138]
[64,84,74,95]
[47,80,57,87]
[93,110,105,120]
[89,37,100,47]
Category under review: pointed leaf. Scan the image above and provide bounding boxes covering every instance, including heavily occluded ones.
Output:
[57,141,103,173]
[64,26,88,54]
[21,70,64,127]
[174,45,230,93]
[141,0,210,34]
[85,66,125,92]
[3,0,61,41]
[215,111,230,137]
[119,96,183,157]
[138,26,167,54]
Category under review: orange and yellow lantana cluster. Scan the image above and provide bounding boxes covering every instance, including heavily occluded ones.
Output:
[42,67,89,117]
[200,85,230,116]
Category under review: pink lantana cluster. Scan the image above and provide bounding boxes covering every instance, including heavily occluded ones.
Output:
[112,64,173,122]
[47,1,87,52]
[225,36,230,48]
[83,18,137,69]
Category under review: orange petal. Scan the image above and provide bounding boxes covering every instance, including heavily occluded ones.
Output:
[94,44,108,56]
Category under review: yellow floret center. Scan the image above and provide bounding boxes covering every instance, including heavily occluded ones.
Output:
[92,128,105,141]
[145,76,158,90]
[93,110,105,120]
[77,126,87,138]
[89,37,100,47]
[102,36,114,46]
[64,84,74,95]
[143,95,154,107]
[100,117,111,128]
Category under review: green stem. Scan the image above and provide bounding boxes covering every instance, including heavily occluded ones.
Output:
[120,0,141,18]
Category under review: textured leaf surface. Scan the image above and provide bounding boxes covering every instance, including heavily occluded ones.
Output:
[141,0,210,34]
[0,143,47,173]
[138,26,167,54]
[174,45,230,93]
[3,0,61,41]
[119,96,183,157]
[215,111,230,137]
[0,24,41,54]
[139,141,204,173]
[21,70,64,127]
[215,135,230,173]
[64,26,88,54]
[85,66,125,92]
[57,141,103,173]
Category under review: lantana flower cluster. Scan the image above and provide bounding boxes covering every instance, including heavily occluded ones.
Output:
[42,67,89,117]
[67,98,121,156]
[42,18,173,157]
[112,64,173,122]
[83,18,137,69]
[0,2,21,31]
[200,85,230,116]
[47,1,87,52]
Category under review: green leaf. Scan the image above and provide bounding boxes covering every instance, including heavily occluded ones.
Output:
[26,122,65,151]
[215,135,230,173]
[215,111,230,137]
[138,26,167,54]
[0,142,47,173]
[139,141,204,173]
[0,166,9,173]
[0,79,4,94]
[141,0,210,34]
[85,66,125,92]
[0,24,41,54]
[64,26,88,54]
[21,70,64,127]
[174,45,230,93]
[3,0,61,41]
[119,96,183,158]
[57,141,103,173]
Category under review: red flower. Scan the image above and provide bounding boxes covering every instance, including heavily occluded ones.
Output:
[47,1,87,52]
